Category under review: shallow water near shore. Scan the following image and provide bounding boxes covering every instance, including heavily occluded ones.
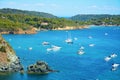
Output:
[1,26,120,80]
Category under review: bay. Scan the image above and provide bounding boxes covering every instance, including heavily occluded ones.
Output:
[1,26,120,80]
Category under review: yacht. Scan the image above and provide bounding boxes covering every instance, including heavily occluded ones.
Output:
[112,63,119,68]
[78,46,85,55]
[65,31,73,44]
[51,45,61,51]
[104,56,111,61]
[78,50,85,55]
[110,53,117,58]
[112,63,119,71]
[42,41,50,45]
[47,45,61,52]
[89,44,95,47]
[65,38,73,44]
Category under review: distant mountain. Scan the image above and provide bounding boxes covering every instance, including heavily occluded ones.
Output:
[0,8,57,18]
[70,14,120,21]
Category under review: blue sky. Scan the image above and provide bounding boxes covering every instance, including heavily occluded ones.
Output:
[0,0,120,16]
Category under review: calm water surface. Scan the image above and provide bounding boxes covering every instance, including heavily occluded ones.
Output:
[1,26,120,80]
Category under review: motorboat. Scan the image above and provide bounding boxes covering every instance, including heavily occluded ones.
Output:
[51,45,61,51]
[42,41,50,45]
[78,50,85,55]
[47,45,61,52]
[89,44,95,47]
[104,56,111,61]
[110,53,117,58]
[112,63,119,71]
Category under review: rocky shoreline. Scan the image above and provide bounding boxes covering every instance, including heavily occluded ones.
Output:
[0,25,119,35]
[0,28,37,34]
[0,35,57,74]
[0,26,88,34]
[0,35,24,74]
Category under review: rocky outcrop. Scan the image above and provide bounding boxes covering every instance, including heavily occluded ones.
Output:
[27,61,58,74]
[0,27,37,34]
[0,35,57,75]
[0,35,24,73]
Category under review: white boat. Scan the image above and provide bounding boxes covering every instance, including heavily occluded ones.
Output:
[112,63,119,71]
[78,46,85,55]
[47,45,61,52]
[104,56,111,61]
[65,31,73,44]
[51,45,61,51]
[78,50,85,55]
[112,63,119,68]
[89,44,95,47]
[65,38,73,44]
[110,53,117,58]
[42,41,50,45]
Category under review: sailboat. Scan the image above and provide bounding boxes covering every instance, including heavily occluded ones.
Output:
[65,31,73,44]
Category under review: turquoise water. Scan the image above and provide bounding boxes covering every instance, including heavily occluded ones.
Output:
[1,26,120,80]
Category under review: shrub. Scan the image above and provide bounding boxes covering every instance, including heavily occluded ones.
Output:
[0,46,6,52]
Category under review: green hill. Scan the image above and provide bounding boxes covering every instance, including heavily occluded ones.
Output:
[70,14,120,25]
[0,8,57,18]
[71,14,120,21]
[0,8,120,34]
[0,8,83,34]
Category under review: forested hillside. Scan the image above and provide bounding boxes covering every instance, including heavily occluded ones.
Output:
[0,8,57,18]
[0,8,120,34]
[71,14,120,25]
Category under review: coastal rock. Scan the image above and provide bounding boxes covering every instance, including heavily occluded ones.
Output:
[0,35,24,73]
[0,27,37,34]
[27,61,57,74]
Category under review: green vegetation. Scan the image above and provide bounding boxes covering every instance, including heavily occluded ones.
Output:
[70,14,120,25]
[0,8,81,31]
[0,46,6,52]
[0,8,57,18]
[0,8,120,33]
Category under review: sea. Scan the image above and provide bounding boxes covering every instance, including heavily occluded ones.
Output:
[1,25,120,80]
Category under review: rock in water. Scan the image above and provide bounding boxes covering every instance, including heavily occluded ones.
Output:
[0,35,24,73]
[27,61,56,74]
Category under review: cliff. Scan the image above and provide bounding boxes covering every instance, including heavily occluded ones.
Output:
[0,35,23,73]
[0,35,57,74]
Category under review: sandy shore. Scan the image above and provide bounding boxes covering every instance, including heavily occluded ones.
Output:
[52,25,89,30]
